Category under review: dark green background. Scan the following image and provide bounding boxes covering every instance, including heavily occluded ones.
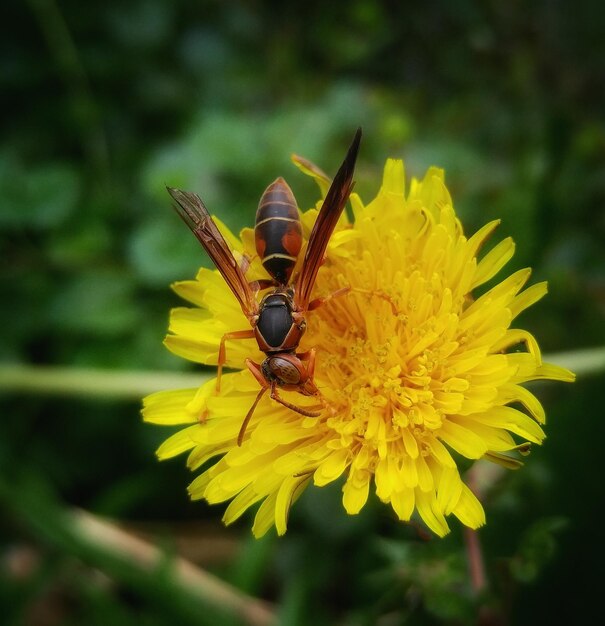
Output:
[1,1,602,624]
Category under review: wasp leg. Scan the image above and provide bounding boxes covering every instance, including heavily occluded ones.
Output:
[217,329,256,392]
[239,253,276,294]
[238,385,267,446]
[244,358,266,386]
[236,359,270,446]
[270,383,322,418]
[295,349,340,415]
[238,359,323,446]
[248,278,277,294]
[295,348,322,408]
[238,389,268,446]
[350,288,399,316]
[296,347,317,378]
[240,254,278,287]
[307,286,351,312]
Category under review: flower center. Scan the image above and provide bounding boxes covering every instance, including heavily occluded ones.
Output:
[305,261,474,466]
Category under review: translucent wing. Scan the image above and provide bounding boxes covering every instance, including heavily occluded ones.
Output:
[167,187,258,316]
[294,128,362,310]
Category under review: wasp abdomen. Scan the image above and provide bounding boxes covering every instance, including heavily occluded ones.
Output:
[255,177,302,285]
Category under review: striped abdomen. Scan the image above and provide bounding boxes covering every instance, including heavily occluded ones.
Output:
[255,177,302,285]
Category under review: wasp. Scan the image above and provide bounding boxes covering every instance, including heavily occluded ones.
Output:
[167,128,361,445]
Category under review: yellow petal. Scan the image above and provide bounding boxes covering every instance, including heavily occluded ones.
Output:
[452,483,485,529]
[188,467,215,500]
[425,436,457,469]
[401,428,419,458]
[466,406,545,444]
[508,282,548,319]
[290,153,331,197]
[517,362,576,384]
[401,454,419,488]
[187,443,231,471]
[497,383,546,424]
[457,421,516,451]
[439,419,489,459]
[415,489,450,537]
[436,466,462,515]
[472,237,515,288]
[342,470,371,514]
[375,458,395,499]
[491,328,542,363]
[314,448,351,486]
[275,475,311,535]
[391,488,415,521]
[483,451,525,470]
[204,453,280,503]
[142,388,199,425]
[156,425,199,459]
[164,335,217,365]
[272,437,332,476]
[171,278,208,308]
[381,159,405,196]
[466,220,501,258]
[252,491,279,538]
[223,485,265,525]
[416,454,434,492]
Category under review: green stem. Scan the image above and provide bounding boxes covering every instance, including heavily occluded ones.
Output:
[543,346,605,377]
[0,478,274,626]
[0,365,210,399]
[0,346,601,399]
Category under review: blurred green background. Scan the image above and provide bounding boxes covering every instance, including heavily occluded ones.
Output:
[1,1,603,624]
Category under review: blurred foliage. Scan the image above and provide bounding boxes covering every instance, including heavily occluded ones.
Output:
[0,0,603,624]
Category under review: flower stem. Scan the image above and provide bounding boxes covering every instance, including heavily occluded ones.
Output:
[70,509,275,626]
[0,364,210,399]
[464,466,487,596]
[543,345,605,377]
[0,346,600,399]
[0,476,275,626]
[464,526,487,594]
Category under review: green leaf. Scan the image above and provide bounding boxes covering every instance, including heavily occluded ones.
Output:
[49,270,140,335]
[510,516,569,583]
[0,152,79,228]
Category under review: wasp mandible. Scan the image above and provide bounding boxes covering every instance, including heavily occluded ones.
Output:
[167,128,361,445]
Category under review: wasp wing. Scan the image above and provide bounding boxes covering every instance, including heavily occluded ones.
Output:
[167,187,258,316]
[294,128,361,311]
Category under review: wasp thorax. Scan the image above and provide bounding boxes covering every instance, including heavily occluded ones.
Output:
[256,293,294,350]
[255,178,302,285]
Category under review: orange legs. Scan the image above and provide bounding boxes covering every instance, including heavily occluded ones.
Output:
[248,278,276,293]
[350,287,399,316]
[237,385,268,447]
[216,329,255,391]
[297,348,317,379]
[306,285,399,316]
[236,358,322,446]
[307,286,351,311]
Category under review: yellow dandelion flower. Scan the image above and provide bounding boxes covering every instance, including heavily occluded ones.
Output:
[143,143,575,538]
